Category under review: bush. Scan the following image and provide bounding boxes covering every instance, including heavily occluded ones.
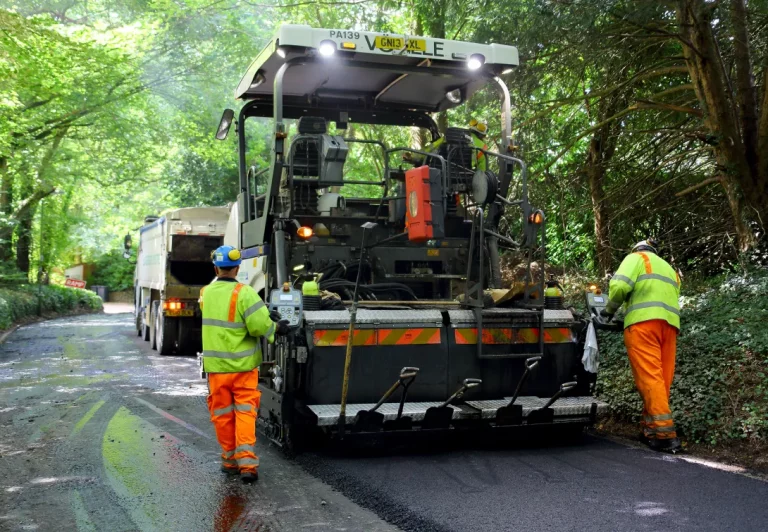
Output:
[595,268,768,445]
[0,284,103,330]
[90,250,135,291]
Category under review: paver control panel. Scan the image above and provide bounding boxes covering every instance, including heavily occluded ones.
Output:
[269,287,304,327]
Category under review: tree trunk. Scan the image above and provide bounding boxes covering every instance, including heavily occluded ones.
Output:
[0,155,12,263]
[584,90,626,275]
[15,200,33,274]
[587,138,612,275]
[720,176,754,250]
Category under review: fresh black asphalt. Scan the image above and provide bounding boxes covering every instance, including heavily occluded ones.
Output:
[1,311,766,531]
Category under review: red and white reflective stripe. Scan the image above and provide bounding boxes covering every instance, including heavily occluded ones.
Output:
[228,283,244,322]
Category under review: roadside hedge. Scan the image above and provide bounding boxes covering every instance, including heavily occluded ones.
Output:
[595,269,768,446]
[0,284,103,330]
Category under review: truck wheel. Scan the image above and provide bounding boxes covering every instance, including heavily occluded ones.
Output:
[141,307,151,341]
[155,310,177,356]
[149,301,159,350]
[135,289,142,336]
[177,318,201,355]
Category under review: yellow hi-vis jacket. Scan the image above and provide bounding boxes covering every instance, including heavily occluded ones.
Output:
[470,132,488,171]
[200,279,276,373]
[606,251,681,330]
[412,133,487,170]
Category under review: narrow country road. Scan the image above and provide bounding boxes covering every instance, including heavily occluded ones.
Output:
[0,310,395,532]
[1,310,767,532]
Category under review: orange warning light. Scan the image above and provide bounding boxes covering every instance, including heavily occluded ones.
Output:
[297,226,313,239]
[528,212,544,224]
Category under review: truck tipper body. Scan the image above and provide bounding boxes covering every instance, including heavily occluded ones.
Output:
[134,206,230,355]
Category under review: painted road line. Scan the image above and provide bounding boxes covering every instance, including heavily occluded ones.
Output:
[71,400,106,436]
[132,396,212,440]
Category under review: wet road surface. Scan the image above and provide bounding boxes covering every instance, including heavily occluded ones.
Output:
[0,312,395,532]
[2,311,767,532]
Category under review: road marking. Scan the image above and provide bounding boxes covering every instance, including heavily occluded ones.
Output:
[72,400,106,436]
[132,396,212,440]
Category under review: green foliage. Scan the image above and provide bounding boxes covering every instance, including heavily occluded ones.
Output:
[0,284,102,330]
[596,269,768,445]
[90,250,135,291]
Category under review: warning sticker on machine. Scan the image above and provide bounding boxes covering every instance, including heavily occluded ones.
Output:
[313,328,440,347]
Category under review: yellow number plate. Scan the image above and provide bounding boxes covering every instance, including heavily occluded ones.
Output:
[167,309,195,317]
[374,36,426,52]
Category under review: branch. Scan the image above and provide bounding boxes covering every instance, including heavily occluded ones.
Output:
[634,100,703,116]
[240,0,374,7]
[13,187,57,222]
[650,84,694,99]
[517,66,690,130]
[610,9,706,59]
[675,175,722,197]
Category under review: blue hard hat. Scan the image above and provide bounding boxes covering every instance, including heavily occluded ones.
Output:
[212,245,242,267]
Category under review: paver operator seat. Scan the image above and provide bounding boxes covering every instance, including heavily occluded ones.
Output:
[290,116,349,188]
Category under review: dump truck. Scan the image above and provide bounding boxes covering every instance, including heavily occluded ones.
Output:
[215,25,607,448]
[134,207,229,355]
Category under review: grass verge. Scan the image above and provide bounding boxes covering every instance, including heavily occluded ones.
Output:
[0,284,103,333]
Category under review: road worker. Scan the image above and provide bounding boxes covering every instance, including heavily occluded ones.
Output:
[468,118,489,171]
[200,245,289,482]
[404,119,488,170]
[403,134,445,165]
[600,239,682,452]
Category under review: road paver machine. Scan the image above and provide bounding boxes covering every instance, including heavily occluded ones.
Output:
[216,25,607,448]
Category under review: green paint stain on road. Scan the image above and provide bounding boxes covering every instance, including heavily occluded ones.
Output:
[71,490,97,532]
[72,400,105,436]
[101,406,220,531]
[102,406,161,530]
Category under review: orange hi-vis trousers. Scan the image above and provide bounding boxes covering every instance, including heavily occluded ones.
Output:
[207,368,261,472]
[624,319,678,440]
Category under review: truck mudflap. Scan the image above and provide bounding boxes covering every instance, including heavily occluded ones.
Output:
[306,396,608,427]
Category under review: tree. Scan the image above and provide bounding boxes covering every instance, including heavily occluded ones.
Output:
[675,0,768,249]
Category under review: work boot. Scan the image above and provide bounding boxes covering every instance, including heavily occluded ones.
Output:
[240,470,259,484]
[220,465,238,475]
[646,437,682,453]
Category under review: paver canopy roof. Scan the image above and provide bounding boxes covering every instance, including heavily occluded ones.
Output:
[235,25,519,114]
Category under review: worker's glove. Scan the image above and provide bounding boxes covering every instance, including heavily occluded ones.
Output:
[598,308,614,323]
[275,319,291,336]
[269,309,281,322]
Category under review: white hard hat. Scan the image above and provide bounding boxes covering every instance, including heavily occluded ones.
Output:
[632,240,658,254]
